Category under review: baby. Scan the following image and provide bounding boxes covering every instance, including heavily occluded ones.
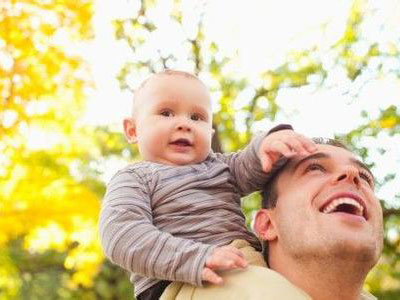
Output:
[99,70,316,299]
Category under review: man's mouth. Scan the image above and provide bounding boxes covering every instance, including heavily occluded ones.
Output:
[320,193,367,220]
[170,138,192,147]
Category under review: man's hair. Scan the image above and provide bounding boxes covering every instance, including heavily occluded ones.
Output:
[261,138,349,209]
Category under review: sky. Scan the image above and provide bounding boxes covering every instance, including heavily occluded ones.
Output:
[83,0,353,129]
[81,0,400,204]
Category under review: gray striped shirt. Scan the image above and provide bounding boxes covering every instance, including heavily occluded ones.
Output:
[99,134,272,297]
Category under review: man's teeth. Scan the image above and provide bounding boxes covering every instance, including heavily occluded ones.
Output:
[322,197,364,216]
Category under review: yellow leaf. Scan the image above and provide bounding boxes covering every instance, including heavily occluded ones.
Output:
[379,116,397,129]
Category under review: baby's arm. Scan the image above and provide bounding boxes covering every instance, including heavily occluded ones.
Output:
[215,125,316,195]
[99,169,217,286]
[258,126,316,173]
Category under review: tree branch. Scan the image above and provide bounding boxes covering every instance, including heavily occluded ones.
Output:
[211,122,222,153]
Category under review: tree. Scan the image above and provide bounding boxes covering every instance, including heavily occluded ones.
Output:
[1,0,398,298]
[0,0,109,298]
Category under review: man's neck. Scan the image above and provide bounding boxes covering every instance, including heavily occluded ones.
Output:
[270,254,369,300]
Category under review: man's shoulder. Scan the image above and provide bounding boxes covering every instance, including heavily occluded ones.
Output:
[361,290,377,300]
[220,266,312,299]
[178,266,312,300]
[211,266,376,300]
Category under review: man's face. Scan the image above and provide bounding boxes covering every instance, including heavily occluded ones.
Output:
[265,144,383,267]
[129,75,214,166]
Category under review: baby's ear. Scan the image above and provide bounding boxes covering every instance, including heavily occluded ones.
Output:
[123,118,137,144]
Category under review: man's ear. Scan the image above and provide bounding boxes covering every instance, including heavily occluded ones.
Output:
[123,118,137,144]
[253,209,278,242]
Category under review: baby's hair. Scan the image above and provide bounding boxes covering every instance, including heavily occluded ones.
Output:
[138,70,199,90]
[131,70,204,116]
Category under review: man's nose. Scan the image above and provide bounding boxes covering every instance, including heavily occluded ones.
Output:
[335,165,360,186]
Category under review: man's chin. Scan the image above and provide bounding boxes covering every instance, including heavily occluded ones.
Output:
[319,218,382,259]
[328,237,381,265]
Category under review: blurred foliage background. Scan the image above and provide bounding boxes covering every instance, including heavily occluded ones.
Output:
[0,0,399,299]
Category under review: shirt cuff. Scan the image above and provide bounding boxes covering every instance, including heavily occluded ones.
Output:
[194,244,217,287]
[267,124,293,135]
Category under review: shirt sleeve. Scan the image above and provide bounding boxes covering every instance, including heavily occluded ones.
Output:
[214,124,293,196]
[98,169,216,286]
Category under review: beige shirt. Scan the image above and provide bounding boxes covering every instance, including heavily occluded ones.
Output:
[162,240,377,300]
[163,266,377,300]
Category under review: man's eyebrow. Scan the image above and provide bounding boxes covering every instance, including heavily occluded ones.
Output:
[292,152,330,172]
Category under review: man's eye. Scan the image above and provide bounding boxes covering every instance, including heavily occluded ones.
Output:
[160,111,172,117]
[305,163,325,172]
[359,171,373,186]
[190,114,203,121]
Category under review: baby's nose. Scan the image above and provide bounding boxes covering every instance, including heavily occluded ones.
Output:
[176,120,191,132]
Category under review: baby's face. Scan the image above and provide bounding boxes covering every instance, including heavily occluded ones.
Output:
[130,74,214,166]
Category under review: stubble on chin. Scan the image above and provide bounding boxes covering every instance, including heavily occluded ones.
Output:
[286,234,381,270]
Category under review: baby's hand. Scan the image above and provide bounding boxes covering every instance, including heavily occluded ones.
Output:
[258,130,316,172]
[201,245,248,285]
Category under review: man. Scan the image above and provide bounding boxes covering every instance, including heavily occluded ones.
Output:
[161,138,383,299]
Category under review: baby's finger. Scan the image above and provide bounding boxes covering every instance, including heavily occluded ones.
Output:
[225,252,248,269]
[283,137,308,155]
[221,245,245,258]
[298,136,317,153]
[207,251,248,270]
[225,249,248,268]
[202,267,223,285]
[266,140,295,158]
[259,151,274,172]
[207,256,234,269]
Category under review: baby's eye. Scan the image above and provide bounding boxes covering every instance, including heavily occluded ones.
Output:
[190,113,203,121]
[305,163,325,173]
[160,110,173,117]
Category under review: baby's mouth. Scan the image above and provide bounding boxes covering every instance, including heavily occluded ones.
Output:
[170,138,192,147]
